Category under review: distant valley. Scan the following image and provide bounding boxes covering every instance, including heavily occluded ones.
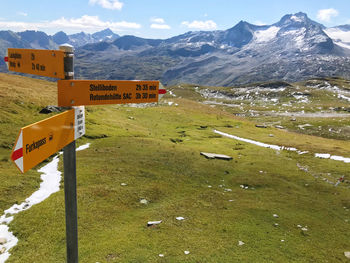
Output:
[1,12,350,86]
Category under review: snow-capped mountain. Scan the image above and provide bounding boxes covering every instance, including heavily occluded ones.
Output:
[0,28,120,50]
[325,25,350,50]
[1,12,350,86]
[72,12,350,85]
[0,28,120,71]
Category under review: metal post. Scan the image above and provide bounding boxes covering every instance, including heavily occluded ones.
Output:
[60,44,78,263]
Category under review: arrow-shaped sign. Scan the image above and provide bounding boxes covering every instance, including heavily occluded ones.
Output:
[11,107,85,173]
[5,48,66,78]
[57,80,166,107]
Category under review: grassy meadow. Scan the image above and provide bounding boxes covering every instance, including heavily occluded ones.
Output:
[0,73,349,262]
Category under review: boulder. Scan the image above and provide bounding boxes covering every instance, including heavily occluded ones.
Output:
[344,252,350,259]
[39,106,63,114]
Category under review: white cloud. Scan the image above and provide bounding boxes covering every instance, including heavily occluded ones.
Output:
[181,20,217,30]
[150,18,165,24]
[149,17,170,30]
[89,0,123,10]
[52,16,140,31]
[0,15,140,34]
[317,8,339,22]
[151,23,170,30]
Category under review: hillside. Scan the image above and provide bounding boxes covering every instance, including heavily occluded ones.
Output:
[0,73,349,262]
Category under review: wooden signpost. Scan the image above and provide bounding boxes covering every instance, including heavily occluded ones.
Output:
[5,44,166,263]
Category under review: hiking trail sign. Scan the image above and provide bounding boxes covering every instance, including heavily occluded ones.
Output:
[5,48,66,78]
[5,44,166,263]
[58,80,166,106]
[11,106,85,173]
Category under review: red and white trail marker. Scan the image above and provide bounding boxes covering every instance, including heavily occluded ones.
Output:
[158,83,166,100]
[11,130,24,172]
[4,50,9,69]
[11,106,85,173]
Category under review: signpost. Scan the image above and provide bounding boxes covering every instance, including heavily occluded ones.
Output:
[6,44,166,263]
[6,48,66,78]
[57,80,166,106]
[11,106,85,173]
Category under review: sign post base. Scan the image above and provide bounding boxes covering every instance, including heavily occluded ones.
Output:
[63,140,78,263]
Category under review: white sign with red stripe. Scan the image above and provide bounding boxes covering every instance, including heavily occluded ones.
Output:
[11,107,85,173]
[158,82,166,100]
[4,50,9,69]
[12,130,24,172]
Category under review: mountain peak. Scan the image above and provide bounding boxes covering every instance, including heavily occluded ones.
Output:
[92,28,119,41]
[277,12,309,25]
[275,12,325,31]
[99,28,114,34]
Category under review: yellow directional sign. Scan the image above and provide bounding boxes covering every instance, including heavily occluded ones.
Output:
[57,80,165,106]
[11,107,85,173]
[6,48,65,78]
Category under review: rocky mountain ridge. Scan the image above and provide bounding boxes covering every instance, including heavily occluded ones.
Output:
[1,12,350,86]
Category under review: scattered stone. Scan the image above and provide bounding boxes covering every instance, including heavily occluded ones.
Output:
[184,251,190,255]
[147,220,162,227]
[0,247,6,254]
[255,124,267,128]
[275,125,285,129]
[229,200,234,202]
[224,188,232,192]
[274,223,279,227]
[244,186,248,189]
[200,152,232,160]
[128,116,135,120]
[344,252,350,259]
[240,185,244,189]
[120,183,127,186]
[269,134,274,137]
[159,254,164,257]
[0,238,7,245]
[39,105,63,114]
[176,217,185,221]
[301,227,308,231]
[140,199,148,205]
[281,239,285,242]
[170,138,183,143]
[238,241,245,246]
[273,214,279,218]
[290,118,297,121]
[297,225,302,228]
[208,185,212,188]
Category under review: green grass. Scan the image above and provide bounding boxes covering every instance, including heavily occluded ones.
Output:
[178,77,350,142]
[1,73,349,262]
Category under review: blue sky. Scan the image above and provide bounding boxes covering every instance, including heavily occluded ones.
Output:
[1,0,350,39]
